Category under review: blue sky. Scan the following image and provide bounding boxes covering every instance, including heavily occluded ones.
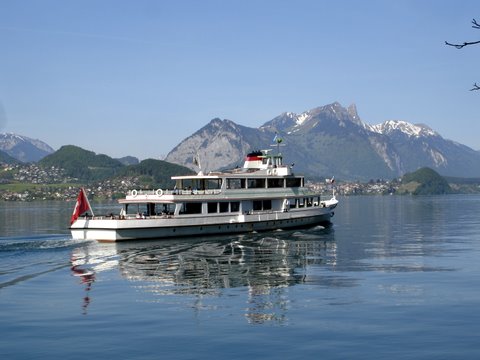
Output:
[0,0,479,160]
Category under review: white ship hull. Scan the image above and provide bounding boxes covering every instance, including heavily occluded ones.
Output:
[71,206,335,242]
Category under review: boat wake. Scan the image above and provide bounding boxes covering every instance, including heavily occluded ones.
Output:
[0,234,90,252]
[0,235,91,290]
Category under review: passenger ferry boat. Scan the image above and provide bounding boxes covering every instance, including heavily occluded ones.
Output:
[70,150,338,242]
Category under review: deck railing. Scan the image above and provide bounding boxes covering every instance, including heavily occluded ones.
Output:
[128,189,222,197]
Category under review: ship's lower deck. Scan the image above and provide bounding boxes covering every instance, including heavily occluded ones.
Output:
[71,206,336,242]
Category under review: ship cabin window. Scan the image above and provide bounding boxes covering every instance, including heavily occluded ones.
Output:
[176,178,222,191]
[146,203,155,216]
[230,201,240,212]
[219,202,229,213]
[253,200,271,211]
[297,198,305,208]
[125,203,147,216]
[180,202,202,214]
[248,178,266,189]
[286,177,302,188]
[263,199,272,210]
[207,179,222,190]
[227,178,242,189]
[125,203,175,217]
[207,201,241,213]
[267,178,284,188]
[207,202,217,213]
[158,203,176,215]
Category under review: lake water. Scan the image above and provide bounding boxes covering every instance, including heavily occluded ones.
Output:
[1,195,480,359]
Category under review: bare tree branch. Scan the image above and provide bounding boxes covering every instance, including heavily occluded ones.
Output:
[445,40,480,49]
[445,18,480,48]
[472,18,480,29]
[446,18,479,91]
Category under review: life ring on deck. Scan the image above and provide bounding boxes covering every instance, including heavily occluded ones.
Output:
[131,189,138,197]
[273,168,277,175]
[267,169,272,175]
[156,188,163,196]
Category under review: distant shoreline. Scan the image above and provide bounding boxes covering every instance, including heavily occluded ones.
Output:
[2,180,480,202]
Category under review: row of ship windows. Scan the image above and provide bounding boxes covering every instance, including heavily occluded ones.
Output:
[170,218,308,232]
[226,178,302,189]
[181,200,272,215]
[127,197,321,216]
[175,177,303,191]
[180,198,321,215]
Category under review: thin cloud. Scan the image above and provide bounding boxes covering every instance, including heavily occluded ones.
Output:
[0,25,153,45]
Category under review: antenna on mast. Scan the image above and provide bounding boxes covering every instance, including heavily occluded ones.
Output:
[271,132,285,154]
[270,132,286,167]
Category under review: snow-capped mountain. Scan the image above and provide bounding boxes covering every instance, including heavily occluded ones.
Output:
[0,133,54,163]
[370,119,479,175]
[165,102,480,180]
[372,120,438,138]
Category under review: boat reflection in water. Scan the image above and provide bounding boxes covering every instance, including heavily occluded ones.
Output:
[71,226,353,323]
[70,249,96,315]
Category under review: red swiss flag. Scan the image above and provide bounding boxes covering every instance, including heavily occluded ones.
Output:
[70,188,91,225]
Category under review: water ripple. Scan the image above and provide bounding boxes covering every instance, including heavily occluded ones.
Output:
[0,234,91,290]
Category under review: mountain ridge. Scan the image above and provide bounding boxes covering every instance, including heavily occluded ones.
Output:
[166,102,480,180]
[3,102,480,180]
[0,132,54,162]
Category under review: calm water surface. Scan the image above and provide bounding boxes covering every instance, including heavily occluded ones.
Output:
[1,195,480,359]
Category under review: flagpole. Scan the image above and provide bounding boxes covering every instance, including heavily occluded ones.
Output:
[197,152,202,172]
[82,187,95,217]
[194,152,203,175]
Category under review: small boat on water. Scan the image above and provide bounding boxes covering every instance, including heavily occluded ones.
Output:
[70,149,338,242]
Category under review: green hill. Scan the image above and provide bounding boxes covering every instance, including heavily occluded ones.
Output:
[116,158,194,189]
[397,167,452,195]
[37,145,195,187]
[39,145,124,181]
[0,149,20,164]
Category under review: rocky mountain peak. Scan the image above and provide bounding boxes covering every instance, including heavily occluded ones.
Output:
[0,132,54,162]
[347,103,363,126]
[372,120,439,138]
[165,118,268,172]
[208,118,228,128]
[265,102,363,133]
[313,102,356,121]
[307,102,370,131]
